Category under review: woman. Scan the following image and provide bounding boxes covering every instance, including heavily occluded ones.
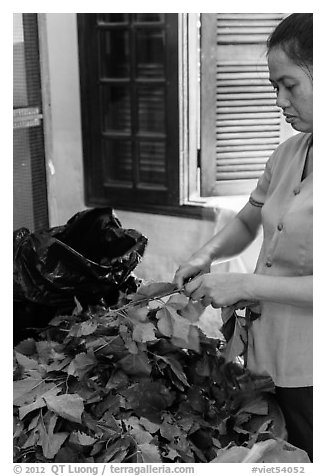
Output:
[174,13,313,460]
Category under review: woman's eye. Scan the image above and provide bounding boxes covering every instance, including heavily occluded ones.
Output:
[285,84,295,90]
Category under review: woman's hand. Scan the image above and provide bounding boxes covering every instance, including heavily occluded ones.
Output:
[173,255,211,289]
[183,272,248,308]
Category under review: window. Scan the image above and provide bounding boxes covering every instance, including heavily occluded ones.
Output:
[77,14,181,215]
[77,13,292,216]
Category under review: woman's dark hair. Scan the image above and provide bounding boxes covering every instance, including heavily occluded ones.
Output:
[267,13,313,67]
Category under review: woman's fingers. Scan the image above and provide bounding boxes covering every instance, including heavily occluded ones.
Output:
[184,278,214,307]
[173,256,211,289]
[183,276,204,299]
[174,267,200,289]
[173,266,190,288]
[201,296,213,308]
[182,272,246,309]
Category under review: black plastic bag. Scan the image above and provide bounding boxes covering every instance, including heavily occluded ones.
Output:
[13,208,148,343]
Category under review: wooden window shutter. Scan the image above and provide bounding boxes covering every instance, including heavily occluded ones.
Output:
[200,13,292,196]
[77,14,179,209]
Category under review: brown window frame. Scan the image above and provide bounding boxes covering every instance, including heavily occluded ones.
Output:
[77,13,208,218]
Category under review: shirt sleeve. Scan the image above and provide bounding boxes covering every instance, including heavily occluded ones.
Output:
[249,153,274,208]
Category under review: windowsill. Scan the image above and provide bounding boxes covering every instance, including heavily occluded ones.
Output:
[88,193,249,221]
[186,193,249,214]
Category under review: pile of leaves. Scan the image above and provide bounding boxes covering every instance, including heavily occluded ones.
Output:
[13,282,309,463]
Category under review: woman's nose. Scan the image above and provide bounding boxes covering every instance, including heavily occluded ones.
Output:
[276,89,291,109]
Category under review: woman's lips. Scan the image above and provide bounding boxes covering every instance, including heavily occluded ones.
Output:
[284,114,296,123]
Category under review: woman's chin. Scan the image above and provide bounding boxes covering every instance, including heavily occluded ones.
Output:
[290,121,313,133]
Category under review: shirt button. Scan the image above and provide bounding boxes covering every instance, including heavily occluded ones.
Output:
[293,187,301,195]
[277,223,283,231]
[265,260,272,267]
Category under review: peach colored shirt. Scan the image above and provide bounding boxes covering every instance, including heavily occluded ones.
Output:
[247,132,313,387]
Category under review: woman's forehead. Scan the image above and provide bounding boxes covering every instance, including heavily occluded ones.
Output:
[268,46,293,67]
[267,46,311,80]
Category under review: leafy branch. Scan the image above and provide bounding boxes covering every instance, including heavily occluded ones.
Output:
[13,281,309,463]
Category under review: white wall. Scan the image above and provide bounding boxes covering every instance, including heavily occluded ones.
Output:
[42,13,85,226]
[42,13,262,289]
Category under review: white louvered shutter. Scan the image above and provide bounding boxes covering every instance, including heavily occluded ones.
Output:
[200,13,293,196]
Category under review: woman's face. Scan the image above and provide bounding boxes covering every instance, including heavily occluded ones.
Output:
[268,46,313,133]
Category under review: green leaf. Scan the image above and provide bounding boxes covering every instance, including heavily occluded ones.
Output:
[44,393,84,423]
[22,428,40,449]
[14,352,41,372]
[73,296,83,314]
[54,446,80,463]
[117,352,152,377]
[139,417,160,434]
[14,338,36,356]
[179,300,205,323]
[190,440,208,462]
[166,305,191,340]
[13,376,48,406]
[46,357,71,373]
[121,381,175,422]
[90,335,127,358]
[48,314,74,327]
[161,305,200,352]
[69,431,97,447]
[119,325,139,354]
[223,315,247,362]
[132,322,157,343]
[160,415,182,441]
[94,394,122,418]
[14,377,41,405]
[37,413,69,460]
[13,417,24,440]
[35,341,65,365]
[244,395,287,441]
[221,306,237,326]
[171,325,200,353]
[126,341,139,354]
[156,308,173,337]
[105,370,129,392]
[69,320,98,337]
[96,438,131,463]
[177,415,196,433]
[172,434,195,462]
[147,300,162,310]
[67,352,97,378]
[195,355,211,377]
[19,386,61,419]
[237,397,269,417]
[187,387,207,413]
[165,293,189,310]
[124,417,153,444]
[137,443,162,463]
[40,430,69,460]
[128,306,149,322]
[155,354,189,387]
[28,413,41,431]
[164,447,179,461]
